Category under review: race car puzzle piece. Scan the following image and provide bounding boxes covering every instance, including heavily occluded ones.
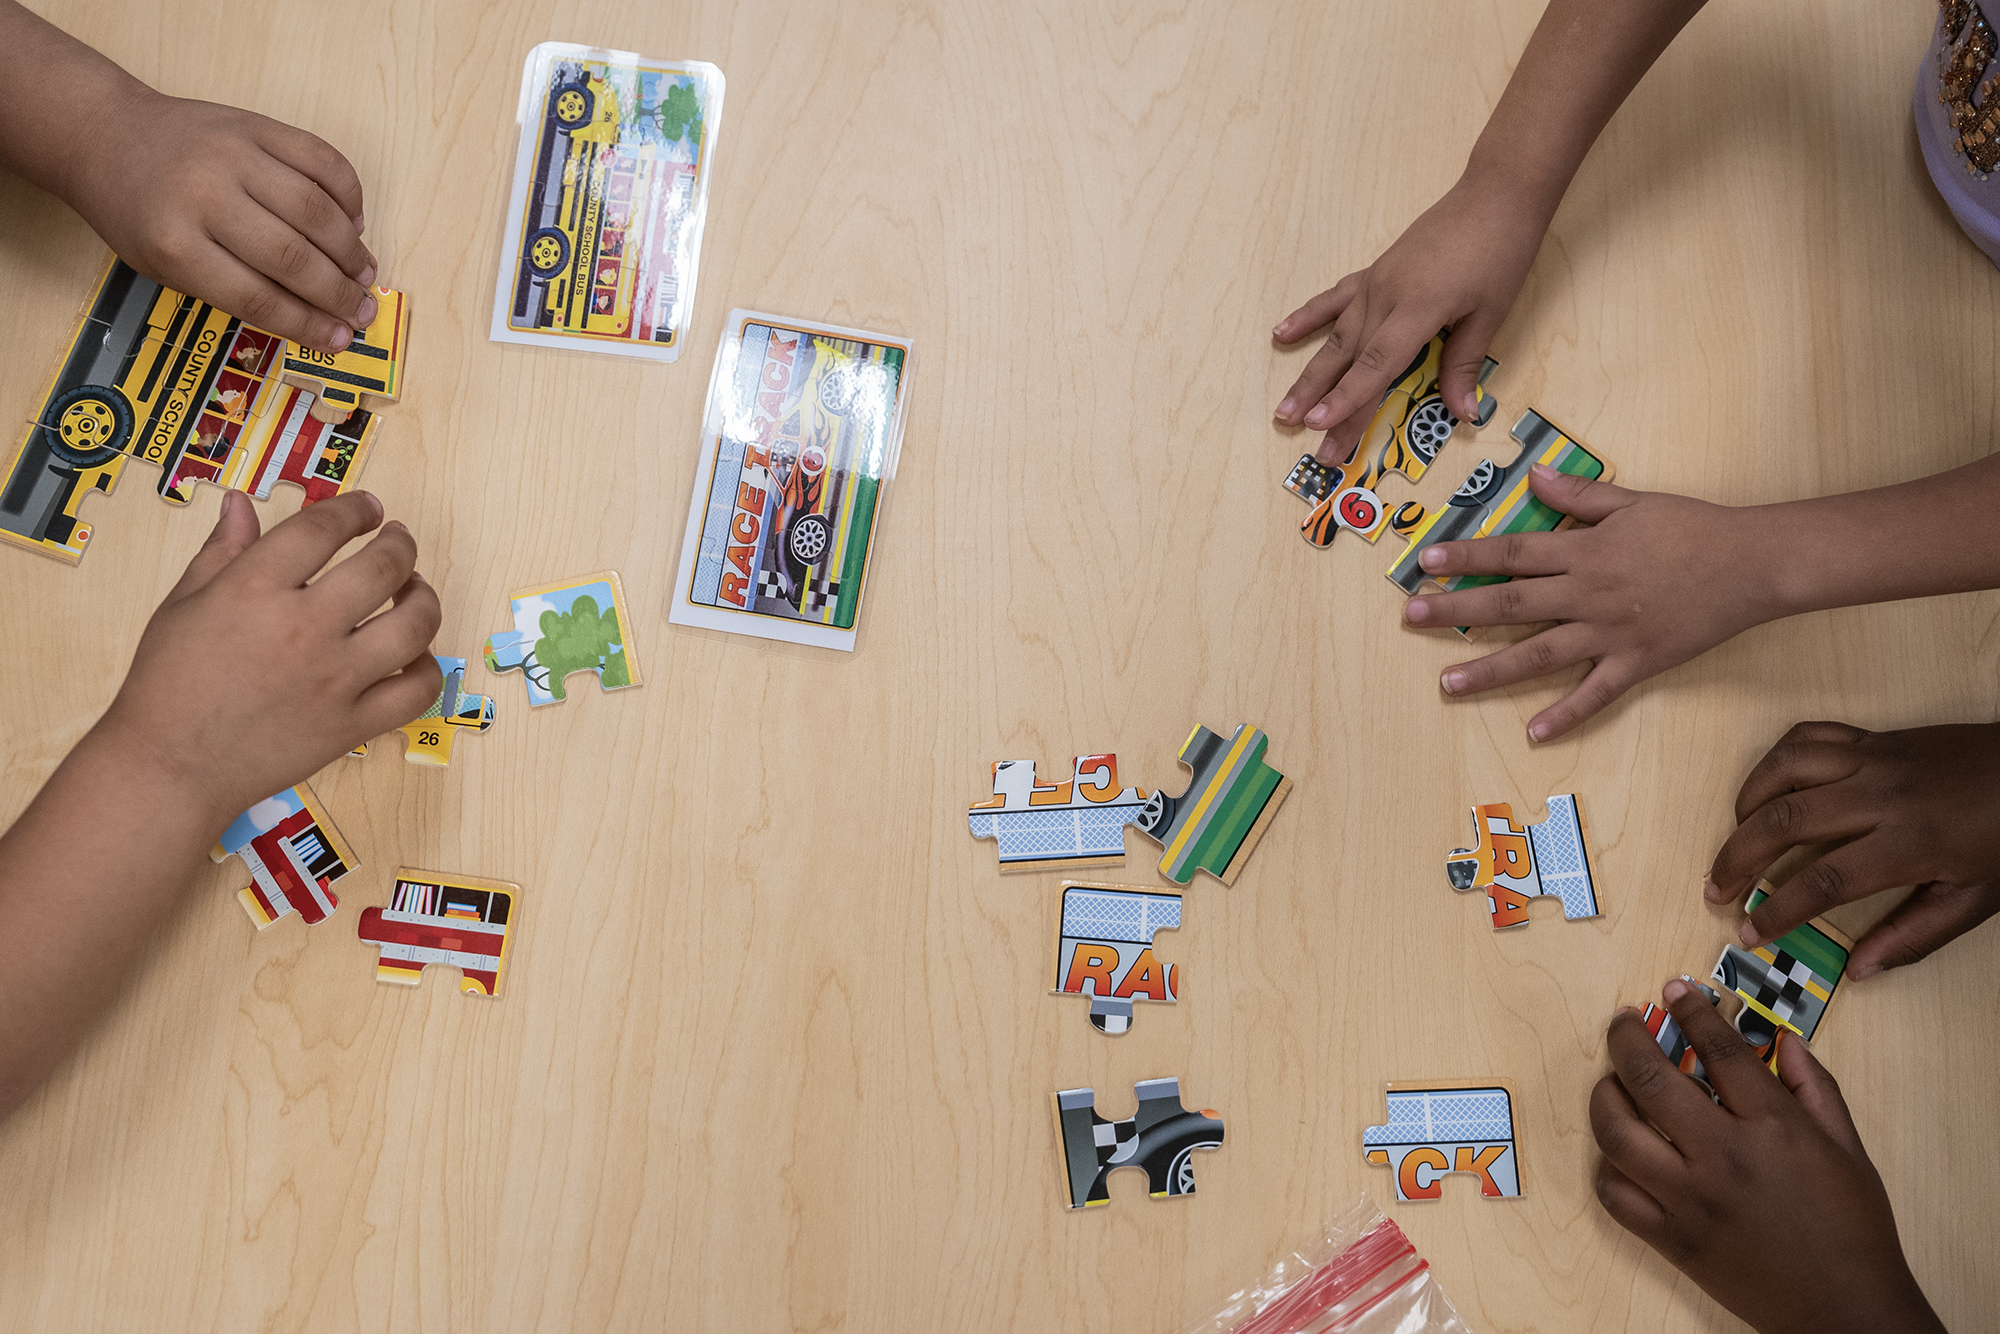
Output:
[968,754,1149,872]
[1711,881,1853,1068]
[1385,409,1613,619]
[1050,1076,1224,1209]
[353,655,498,764]
[0,258,407,565]
[1444,794,1599,928]
[357,869,517,996]
[212,782,357,929]
[1132,724,1291,886]
[1282,332,1498,547]
[483,571,643,706]
[1639,977,1725,1085]
[1050,882,1181,1034]
[1363,1080,1521,1201]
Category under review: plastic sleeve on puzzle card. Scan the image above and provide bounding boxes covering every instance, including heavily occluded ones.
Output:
[1176,1195,1475,1334]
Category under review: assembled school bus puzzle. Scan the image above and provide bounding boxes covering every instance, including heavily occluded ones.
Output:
[671,310,913,651]
[491,42,724,361]
[0,258,409,564]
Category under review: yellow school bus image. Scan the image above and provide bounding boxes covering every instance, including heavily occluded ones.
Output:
[521,73,653,339]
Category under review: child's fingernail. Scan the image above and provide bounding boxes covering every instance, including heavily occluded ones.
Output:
[1848,960,1880,981]
[1528,721,1551,742]
[1276,397,1296,419]
[354,213,366,235]
[1419,546,1446,571]
[1406,597,1429,623]
[359,264,376,288]
[1305,407,1329,428]
[1315,442,1341,464]
[1273,320,1288,337]
[330,325,352,351]
[1463,392,1480,418]
[1737,921,1759,947]
[219,489,241,519]
[1441,670,1465,694]
[357,295,378,327]
[1702,879,1726,903]
[1613,1005,1639,1019]
[1531,462,1557,479]
[1663,977,1691,1003]
[359,490,383,519]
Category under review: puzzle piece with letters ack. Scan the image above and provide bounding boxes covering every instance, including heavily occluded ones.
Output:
[1364,1080,1522,1201]
[1049,881,1180,1034]
[968,754,1148,872]
[1050,1076,1225,1209]
[1444,793,1600,928]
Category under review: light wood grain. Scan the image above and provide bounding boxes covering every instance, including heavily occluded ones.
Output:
[0,0,1995,1330]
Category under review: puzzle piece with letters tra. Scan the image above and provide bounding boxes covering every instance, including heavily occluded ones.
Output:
[1282,331,1498,547]
[1050,1076,1225,1209]
[211,782,357,929]
[357,869,518,996]
[969,754,1149,872]
[1444,793,1600,928]
[1364,1080,1522,1201]
[351,654,496,765]
[1133,724,1291,885]
[1050,881,1181,1034]
[484,571,643,705]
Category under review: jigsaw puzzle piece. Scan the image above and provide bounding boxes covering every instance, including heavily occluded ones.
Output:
[357,869,517,995]
[1132,724,1290,885]
[1639,977,1724,1086]
[382,655,496,766]
[278,285,410,424]
[1363,1081,1521,1201]
[1385,409,1612,611]
[483,571,642,706]
[0,419,124,563]
[1282,333,1498,547]
[1050,1076,1224,1209]
[1444,794,1599,928]
[1050,882,1180,1034]
[211,782,357,929]
[967,754,1149,872]
[1711,881,1852,1068]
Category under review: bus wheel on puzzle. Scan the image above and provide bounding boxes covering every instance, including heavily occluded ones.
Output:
[550,82,594,130]
[525,227,571,279]
[44,384,132,468]
[788,512,832,566]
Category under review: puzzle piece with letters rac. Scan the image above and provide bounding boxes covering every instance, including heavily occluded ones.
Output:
[1050,882,1180,1034]
[358,869,518,996]
[968,754,1149,873]
[351,655,496,765]
[1050,1076,1225,1209]
[212,782,357,929]
[1364,1080,1521,1202]
[1444,793,1600,929]
[1384,409,1613,628]
[0,257,408,565]
[1282,330,1498,547]
[484,570,643,705]
[1133,724,1291,885]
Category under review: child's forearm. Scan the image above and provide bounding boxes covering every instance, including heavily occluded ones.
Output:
[1750,452,2000,621]
[0,724,226,1120]
[0,2,151,208]
[1465,0,1711,213]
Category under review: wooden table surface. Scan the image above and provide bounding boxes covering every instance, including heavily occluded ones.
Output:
[1,1,1995,1330]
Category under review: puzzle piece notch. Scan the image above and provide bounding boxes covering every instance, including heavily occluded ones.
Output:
[211,782,357,929]
[357,869,517,996]
[1710,882,1852,1066]
[1050,1076,1224,1209]
[1282,333,1498,548]
[1050,882,1181,1034]
[1444,794,1599,928]
[1363,1081,1521,1202]
[1132,724,1291,885]
[1385,409,1613,632]
[968,754,1149,873]
[353,654,498,764]
[483,570,643,706]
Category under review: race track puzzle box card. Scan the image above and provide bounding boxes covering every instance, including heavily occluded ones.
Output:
[490,42,724,361]
[670,310,913,651]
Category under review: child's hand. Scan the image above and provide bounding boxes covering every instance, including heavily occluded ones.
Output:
[92,490,441,828]
[1272,172,1547,465]
[1404,465,1774,741]
[1593,979,1943,1334]
[65,88,376,355]
[1704,722,2000,978]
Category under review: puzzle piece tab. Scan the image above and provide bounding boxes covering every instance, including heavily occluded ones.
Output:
[212,782,357,929]
[0,258,409,565]
[1444,794,1599,928]
[1385,409,1612,617]
[1050,882,1180,1034]
[354,655,497,764]
[357,869,517,996]
[968,754,1149,872]
[1050,1076,1224,1209]
[1711,882,1852,1067]
[1364,1081,1521,1201]
[1282,332,1497,547]
[1132,724,1291,885]
[483,570,642,706]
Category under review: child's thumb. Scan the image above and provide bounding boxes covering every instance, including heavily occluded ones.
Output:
[166,490,262,603]
[1773,1032,1868,1162]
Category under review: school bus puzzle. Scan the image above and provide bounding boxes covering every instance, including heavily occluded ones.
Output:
[0,258,409,565]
